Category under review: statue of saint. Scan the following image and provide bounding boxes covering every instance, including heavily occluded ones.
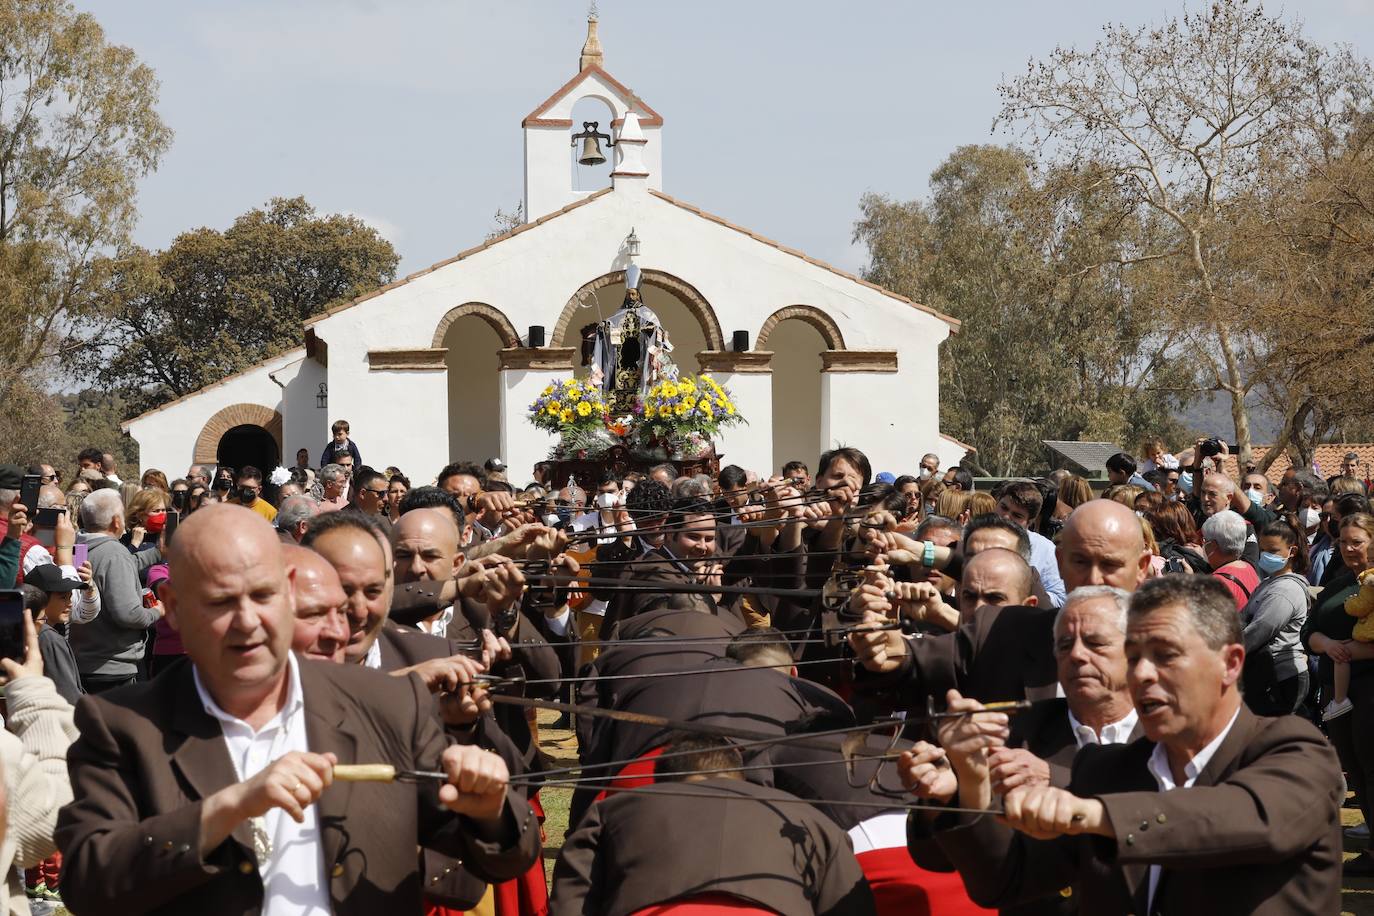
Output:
[588,265,676,414]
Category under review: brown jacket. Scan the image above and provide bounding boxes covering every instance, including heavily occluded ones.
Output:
[56,655,539,916]
[934,706,1343,915]
[552,778,875,916]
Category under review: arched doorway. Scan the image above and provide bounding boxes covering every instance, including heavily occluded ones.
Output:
[217,424,280,476]
[193,403,284,473]
[441,314,506,463]
[766,318,828,472]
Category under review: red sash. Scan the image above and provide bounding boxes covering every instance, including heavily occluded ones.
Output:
[855,846,993,916]
[631,893,777,914]
[592,745,667,803]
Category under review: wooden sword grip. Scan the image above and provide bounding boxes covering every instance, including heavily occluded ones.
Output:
[333,764,397,782]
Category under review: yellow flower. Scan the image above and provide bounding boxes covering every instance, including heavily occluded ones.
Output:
[682,397,697,410]
[725,403,735,415]
[644,405,656,419]
[559,409,574,423]
[542,385,554,396]
[662,382,679,399]
[675,403,689,417]
[576,401,592,417]
[701,402,714,418]
[548,401,562,413]
[680,377,696,392]
[715,397,727,409]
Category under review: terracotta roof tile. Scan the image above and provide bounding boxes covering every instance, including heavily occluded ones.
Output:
[302,189,614,329]
[120,347,306,428]
[1220,444,1374,484]
[521,65,663,128]
[647,190,960,332]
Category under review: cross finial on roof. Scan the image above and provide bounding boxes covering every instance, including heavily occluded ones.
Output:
[580,5,604,71]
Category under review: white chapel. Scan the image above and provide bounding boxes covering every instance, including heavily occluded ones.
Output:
[123,15,967,480]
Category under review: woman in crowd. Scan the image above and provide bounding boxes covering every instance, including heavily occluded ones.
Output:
[1101,484,1143,507]
[121,488,168,561]
[1052,474,1092,524]
[934,489,968,523]
[1147,500,1210,574]
[1303,512,1374,875]
[139,468,169,492]
[1241,517,1312,716]
[386,473,411,523]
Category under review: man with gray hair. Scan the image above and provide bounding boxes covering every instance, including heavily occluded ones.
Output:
[275,494,318,544]
[70,488,163,693]
[1201,509,1259,608]
[317,462,350,513]
[925,575,1343,915]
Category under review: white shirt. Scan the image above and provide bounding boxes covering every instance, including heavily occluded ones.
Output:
[193,654,330,916]
[418,605,455,637]
[1066,707,1139,749]
[1143,706,1241,912]
[363,636,382,670]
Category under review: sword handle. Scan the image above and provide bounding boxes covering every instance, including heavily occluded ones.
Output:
[333,764,397,782]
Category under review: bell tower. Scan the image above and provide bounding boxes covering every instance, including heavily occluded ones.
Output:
[522,11,663,221]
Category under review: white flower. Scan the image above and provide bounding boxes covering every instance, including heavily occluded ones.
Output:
[269,466,292,486]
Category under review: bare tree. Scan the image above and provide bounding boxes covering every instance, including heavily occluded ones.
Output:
[996,0,1369,464]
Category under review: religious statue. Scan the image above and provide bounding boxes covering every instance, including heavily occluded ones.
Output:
[588,264,676,414]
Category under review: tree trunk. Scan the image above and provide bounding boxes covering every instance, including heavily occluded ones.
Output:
[1215,325,1252,466]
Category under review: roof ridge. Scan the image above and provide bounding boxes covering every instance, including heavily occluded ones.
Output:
[522,65,663,128]
[645,190,959,331]
[302,188,614,328]
[121,347,306,428]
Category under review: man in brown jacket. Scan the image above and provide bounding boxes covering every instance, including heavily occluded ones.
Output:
[552,736,874,915]
[923,575,1343,915]
[56,505,539,915]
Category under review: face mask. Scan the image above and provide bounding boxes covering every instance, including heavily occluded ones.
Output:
[1300,507,1321,530]
[918,468,932,480]
[144,511,167,534]
[238,487,257,504]
[556,507,574,525]
[1246,489,1264,507]
[1258,551,1289,575]
[542,512,562,528]
[1178,471,1194,494]
[596,492,618,510]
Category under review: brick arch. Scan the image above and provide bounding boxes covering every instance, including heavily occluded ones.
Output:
[755,305,845,351]
[193,403,283,464]
[431,302,521,349]
[551,269,724,350]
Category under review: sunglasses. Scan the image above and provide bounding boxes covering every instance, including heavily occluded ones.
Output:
[362,487,387,497]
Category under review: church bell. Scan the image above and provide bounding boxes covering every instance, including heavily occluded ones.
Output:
[572,121,613,166]
[577,134,606,166]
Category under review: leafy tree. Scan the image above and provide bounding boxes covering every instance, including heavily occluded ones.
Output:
[91,197,399,413]
[995,0,1370,465]
[0,0,171,414]
[855,145,1188,475]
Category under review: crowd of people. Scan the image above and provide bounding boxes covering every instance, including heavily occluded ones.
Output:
[0,425,1364,914]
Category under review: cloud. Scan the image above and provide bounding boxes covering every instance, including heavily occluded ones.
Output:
[345,210,404,246]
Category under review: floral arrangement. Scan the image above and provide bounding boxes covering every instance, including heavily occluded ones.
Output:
[528,378,610,435]
[527,373,744,460]
[641,373,743,445]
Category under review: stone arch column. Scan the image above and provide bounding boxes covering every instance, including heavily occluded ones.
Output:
[432,302,521,349]
[193,404,283,464]
[550,269,724,351]
[755,305,846,351]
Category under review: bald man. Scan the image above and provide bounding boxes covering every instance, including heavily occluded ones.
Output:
[283,544,349,663]
[57,504,539,916]
[391,508,561,770]
[1055,499,1152,594]
[958,547,1037,620]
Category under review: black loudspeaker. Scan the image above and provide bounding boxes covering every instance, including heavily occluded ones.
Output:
[528,325,546,348]
[732,330,750,352]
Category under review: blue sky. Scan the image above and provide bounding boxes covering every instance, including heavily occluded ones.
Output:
[90,0,1374,276]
